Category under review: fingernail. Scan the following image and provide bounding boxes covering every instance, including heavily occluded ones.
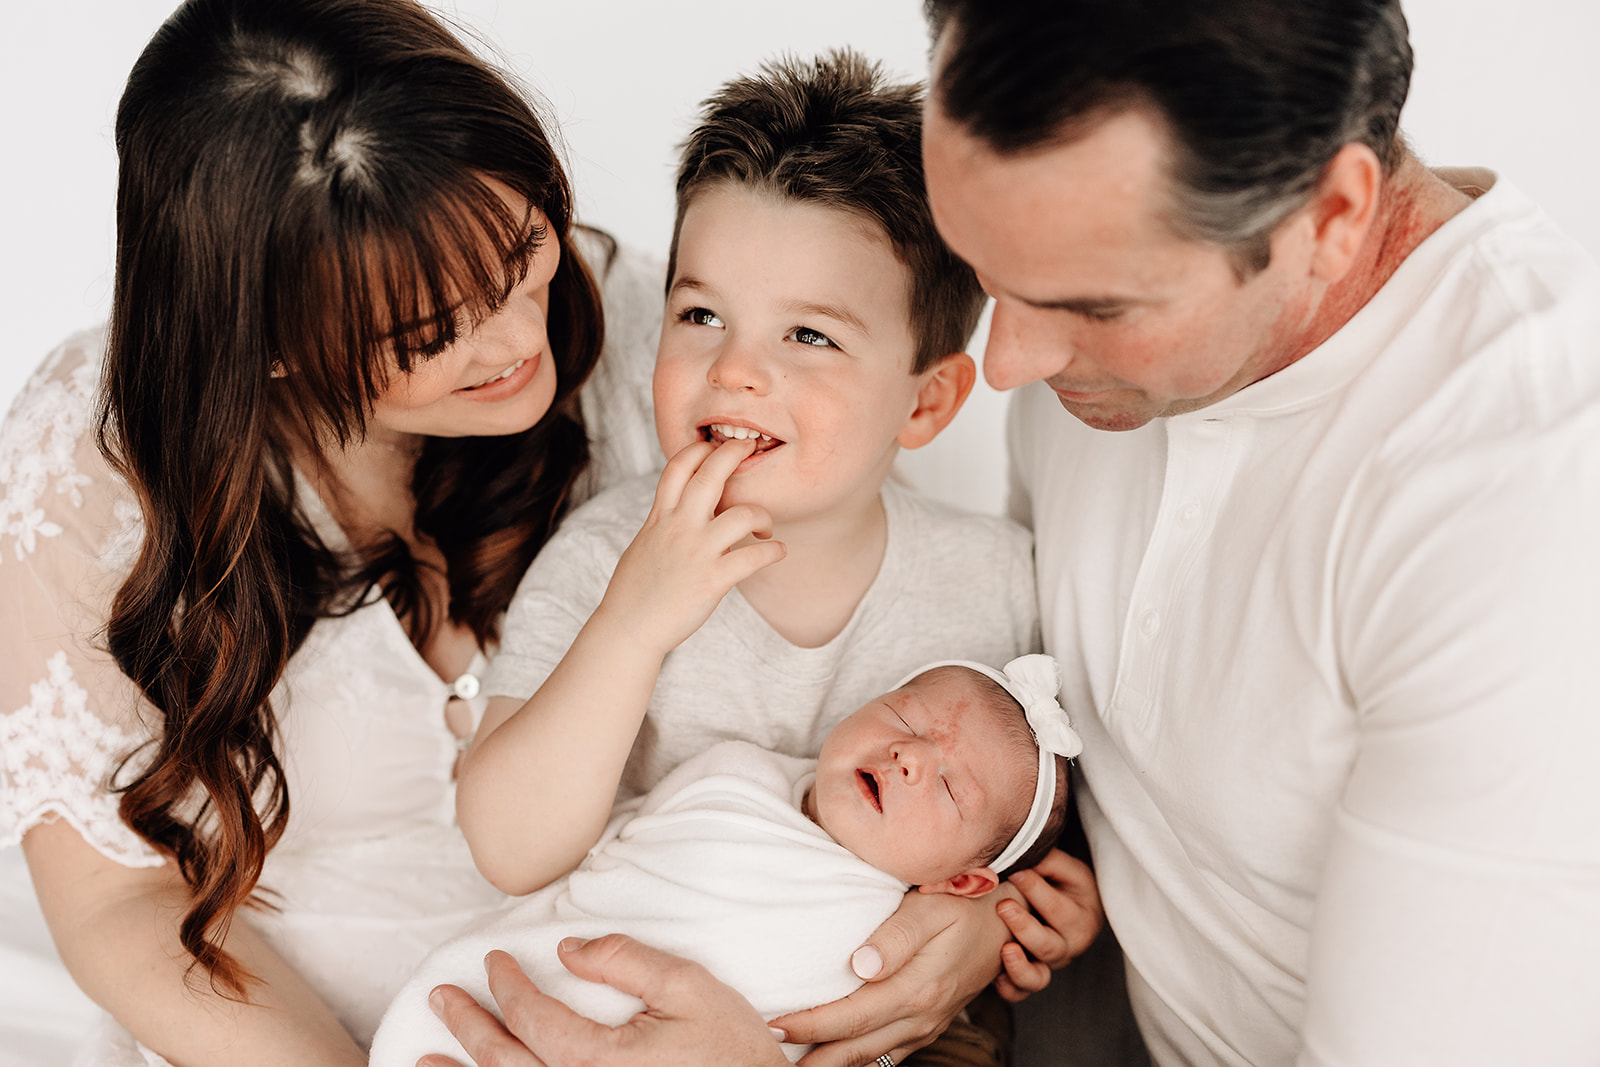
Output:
[559,937,587,953]
[851,945,883,980]
[770,1027,788,1042]
[428,988,445,1017]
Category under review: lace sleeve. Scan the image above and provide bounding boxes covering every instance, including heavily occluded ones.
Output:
[0,329,163,867]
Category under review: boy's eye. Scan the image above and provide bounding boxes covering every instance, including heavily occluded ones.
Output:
[680,307,724,328]
[787,326,838,349]
[1075,306,1127,324]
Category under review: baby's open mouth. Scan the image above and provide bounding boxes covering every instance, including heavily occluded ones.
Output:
[857,769,882,812]
[703,422,784,454]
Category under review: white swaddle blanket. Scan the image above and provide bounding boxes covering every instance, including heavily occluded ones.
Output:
[368,740,908,1065]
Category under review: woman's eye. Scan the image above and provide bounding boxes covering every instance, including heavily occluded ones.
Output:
[787,326,837,349]
[681,307,724,328]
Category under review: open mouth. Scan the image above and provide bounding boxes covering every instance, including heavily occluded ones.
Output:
[461,358,527,391]
[857,769,882,813]
[703,422,784,455]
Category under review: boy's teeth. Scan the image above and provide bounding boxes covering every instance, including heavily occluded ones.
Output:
[710,423,772,441]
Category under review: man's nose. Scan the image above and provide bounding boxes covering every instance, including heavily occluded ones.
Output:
[982,300,1072,391]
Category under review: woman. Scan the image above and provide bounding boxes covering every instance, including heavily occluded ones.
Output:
[0,0,660,1061]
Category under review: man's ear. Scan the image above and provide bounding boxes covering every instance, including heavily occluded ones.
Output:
[1299,142,1383,284]
[897,351,977,450]
[916,865,1000,899]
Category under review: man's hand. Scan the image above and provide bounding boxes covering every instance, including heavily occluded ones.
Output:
[771,889,1010,1067]
[421,939,790,1067]
[993,849,1103,1001]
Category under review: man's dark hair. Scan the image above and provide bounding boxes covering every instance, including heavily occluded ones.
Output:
[925,0,1414,275]
[670,49,986,373]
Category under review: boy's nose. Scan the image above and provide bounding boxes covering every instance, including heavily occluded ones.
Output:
[707,337,772,394]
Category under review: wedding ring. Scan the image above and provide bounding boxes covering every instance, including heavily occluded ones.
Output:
[875,1056,896,1067]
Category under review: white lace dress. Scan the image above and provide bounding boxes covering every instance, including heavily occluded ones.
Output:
[0,238,664,1062]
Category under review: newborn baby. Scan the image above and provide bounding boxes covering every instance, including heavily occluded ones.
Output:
[369,654,1082,1065]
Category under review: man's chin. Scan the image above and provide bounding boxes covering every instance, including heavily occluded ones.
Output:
[1055,392,1160,432]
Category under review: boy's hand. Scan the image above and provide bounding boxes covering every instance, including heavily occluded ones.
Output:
[597,438,785,655]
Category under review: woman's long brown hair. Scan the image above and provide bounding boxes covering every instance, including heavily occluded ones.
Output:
[97,0,604,997]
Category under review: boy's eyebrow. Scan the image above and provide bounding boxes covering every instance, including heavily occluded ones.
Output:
[781,300,870,337]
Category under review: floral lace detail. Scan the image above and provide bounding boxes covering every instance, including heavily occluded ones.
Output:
[0,335,102,562]
[0,651,161,866]
[99,497,146,572]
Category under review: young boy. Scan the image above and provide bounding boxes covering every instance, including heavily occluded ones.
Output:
[455,50,1038,897]
[370,657,1081,1066]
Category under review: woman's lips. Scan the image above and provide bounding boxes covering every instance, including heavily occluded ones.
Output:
[456,352,539,400]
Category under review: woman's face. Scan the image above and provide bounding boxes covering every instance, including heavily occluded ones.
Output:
[367,190,562,442]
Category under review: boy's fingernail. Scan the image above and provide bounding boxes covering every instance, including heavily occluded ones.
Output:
[559,937,587,953]
[428,988,445,1017]
[851,945,884,979]
[770,1027,788,1042]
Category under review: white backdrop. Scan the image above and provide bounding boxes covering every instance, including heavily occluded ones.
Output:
[2,0,1597,515]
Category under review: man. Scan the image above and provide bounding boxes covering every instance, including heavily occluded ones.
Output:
[430,2,1600,1063]
[921,0,1600,1062]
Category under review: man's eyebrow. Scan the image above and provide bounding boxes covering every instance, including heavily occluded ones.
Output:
[1023,295,1139,314]
[782,300,870,337]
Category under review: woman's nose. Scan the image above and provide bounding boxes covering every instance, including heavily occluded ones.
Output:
[476,298,547,360]
[707,336,771,394]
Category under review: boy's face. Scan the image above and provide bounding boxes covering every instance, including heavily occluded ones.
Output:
[654,184,928,526]
[810,669,1032,886]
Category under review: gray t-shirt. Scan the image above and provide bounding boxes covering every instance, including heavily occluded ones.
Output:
[487,475,1040,800]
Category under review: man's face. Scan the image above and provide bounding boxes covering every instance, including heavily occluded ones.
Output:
[923,103,1314,431]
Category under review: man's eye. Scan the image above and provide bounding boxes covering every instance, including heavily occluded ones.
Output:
[680,307,724,328]
[787,326,837,348]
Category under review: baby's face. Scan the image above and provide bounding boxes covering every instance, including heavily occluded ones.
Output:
[652,183,927,528]
[810,669,1033,886]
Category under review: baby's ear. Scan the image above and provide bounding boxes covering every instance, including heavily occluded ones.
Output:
[917,866,1000,898]
[896,351,977,449]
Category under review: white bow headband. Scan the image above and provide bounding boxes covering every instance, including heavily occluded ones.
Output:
[893,654,1081,875]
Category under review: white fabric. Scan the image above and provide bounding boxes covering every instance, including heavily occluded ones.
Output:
[0,234,665,1063]
[369,740,906,1066]
[487,472,1040,798]
[1009,170,1600,1065]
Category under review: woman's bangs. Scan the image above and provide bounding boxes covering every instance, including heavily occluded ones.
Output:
[290,177,544,441]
